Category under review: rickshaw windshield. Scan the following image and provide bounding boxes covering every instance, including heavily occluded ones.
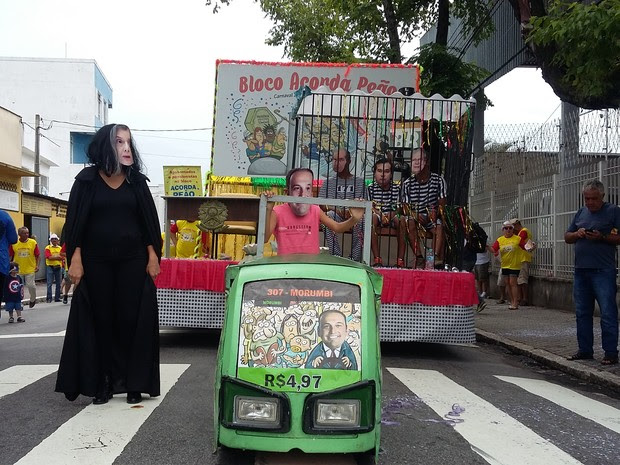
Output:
[237,278,362,392]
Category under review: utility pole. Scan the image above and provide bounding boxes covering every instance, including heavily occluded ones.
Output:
[34,114,41,194]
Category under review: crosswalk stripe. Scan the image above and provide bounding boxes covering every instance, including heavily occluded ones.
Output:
[0,330,66,339]
[14,363,190,465]
[0,365,59,399]
[388,368,583,465]
[495,375,620,435]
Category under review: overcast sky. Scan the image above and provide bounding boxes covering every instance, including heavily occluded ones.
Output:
[0,0,559,185]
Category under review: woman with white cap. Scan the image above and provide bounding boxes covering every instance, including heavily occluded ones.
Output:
[491,221,527,310]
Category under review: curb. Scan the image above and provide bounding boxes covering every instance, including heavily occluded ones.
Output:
[476,329,620,393]
[1,295,71,310]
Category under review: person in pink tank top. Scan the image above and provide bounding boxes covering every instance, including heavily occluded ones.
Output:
[265,168,364,256]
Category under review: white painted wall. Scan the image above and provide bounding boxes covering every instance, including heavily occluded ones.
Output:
[0,106,22,167]
[0,57,110,199]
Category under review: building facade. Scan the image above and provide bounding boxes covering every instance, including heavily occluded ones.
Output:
[0,56,113,198]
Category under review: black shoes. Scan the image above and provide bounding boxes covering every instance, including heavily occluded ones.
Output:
[127,392,142,404]
[29,301,35,308]
[65,392,79,402]
[567,352,594,361]
[63,295,68,304]
[93,376,113,405]
[93,391,113,405]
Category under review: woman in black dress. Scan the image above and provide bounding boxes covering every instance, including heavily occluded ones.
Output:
[55,124,162,405]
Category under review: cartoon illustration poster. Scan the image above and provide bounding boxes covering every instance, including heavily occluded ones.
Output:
[237,279,362,393]
[212,60,419,177]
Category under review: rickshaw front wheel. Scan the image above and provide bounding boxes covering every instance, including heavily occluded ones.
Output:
[355,450,377,465]
[215,445,254,465]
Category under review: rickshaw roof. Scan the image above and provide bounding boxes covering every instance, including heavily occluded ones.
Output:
[227,254,383,294]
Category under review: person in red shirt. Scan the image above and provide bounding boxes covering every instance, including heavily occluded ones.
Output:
[264,168,364,255]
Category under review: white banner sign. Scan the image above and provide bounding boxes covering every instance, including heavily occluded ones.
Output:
[0,189,19,211]
[211,60,418,177]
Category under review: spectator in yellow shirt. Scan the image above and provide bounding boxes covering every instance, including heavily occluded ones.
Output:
[10,227,40,308]
[492,221,527,310]
[45,233,63,302]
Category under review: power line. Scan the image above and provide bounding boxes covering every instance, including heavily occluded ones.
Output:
[467,44,528,96]
[133,127,211,132]
[140,151,210,160]
[447,0,500,50]
[457,0,503,59]
[49,119,212,133]
[40,133,61,147]
[133,133,211,143]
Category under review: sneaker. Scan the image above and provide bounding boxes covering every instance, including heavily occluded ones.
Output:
[480,292,487,299]
[8,317,14,323]
[476,302,487,313]
[17,317,25,323]
[63,295,68,304]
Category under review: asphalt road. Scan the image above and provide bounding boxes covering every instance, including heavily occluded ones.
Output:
[1,302,619,465]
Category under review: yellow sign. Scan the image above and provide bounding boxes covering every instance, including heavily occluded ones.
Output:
[163,166,203,197]
[22,195,52,216]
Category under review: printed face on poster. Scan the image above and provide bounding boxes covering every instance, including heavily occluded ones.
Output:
[212,61,418,177]
[236,279,362,392]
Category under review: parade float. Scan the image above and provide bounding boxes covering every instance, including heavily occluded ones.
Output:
[156,60,479,345]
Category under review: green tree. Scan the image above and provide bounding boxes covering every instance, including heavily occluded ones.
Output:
[210,0,619,109]
[206,0,493,97]
[510,0,619,109]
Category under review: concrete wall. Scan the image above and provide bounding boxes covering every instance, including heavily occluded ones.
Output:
[488,274,619,315]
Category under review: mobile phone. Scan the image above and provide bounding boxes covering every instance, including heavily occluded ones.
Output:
[585,228,594,233]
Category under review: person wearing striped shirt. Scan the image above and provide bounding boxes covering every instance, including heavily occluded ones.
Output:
[318,149,366,262]
[366,158,402,267]
[398,148,447,268]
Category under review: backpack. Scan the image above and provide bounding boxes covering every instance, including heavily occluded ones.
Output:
[468,222,488,253]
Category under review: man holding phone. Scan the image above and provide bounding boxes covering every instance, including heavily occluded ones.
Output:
[565,179,620,365]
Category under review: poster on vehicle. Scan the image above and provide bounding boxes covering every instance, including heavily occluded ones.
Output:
[237,278,362,392]
[212,60,419,177]
[163,166,203,197]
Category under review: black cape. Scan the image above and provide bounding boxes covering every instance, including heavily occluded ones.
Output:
[55,166,162,397]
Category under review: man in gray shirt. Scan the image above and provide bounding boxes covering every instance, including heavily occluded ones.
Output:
[565,179,620,365]
[318,149,365,261]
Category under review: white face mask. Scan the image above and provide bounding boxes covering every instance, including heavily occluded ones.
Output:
[115,128,134,167]
[411,152,426,175]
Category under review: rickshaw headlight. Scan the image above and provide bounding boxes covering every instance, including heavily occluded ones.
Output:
[315,399,360,428]
[234,396,280,427]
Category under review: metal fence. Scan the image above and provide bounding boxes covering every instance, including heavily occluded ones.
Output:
[469,108,620,280]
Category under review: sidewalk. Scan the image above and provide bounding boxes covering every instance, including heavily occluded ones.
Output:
[18,281,70,307]
[476,299,620,393]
